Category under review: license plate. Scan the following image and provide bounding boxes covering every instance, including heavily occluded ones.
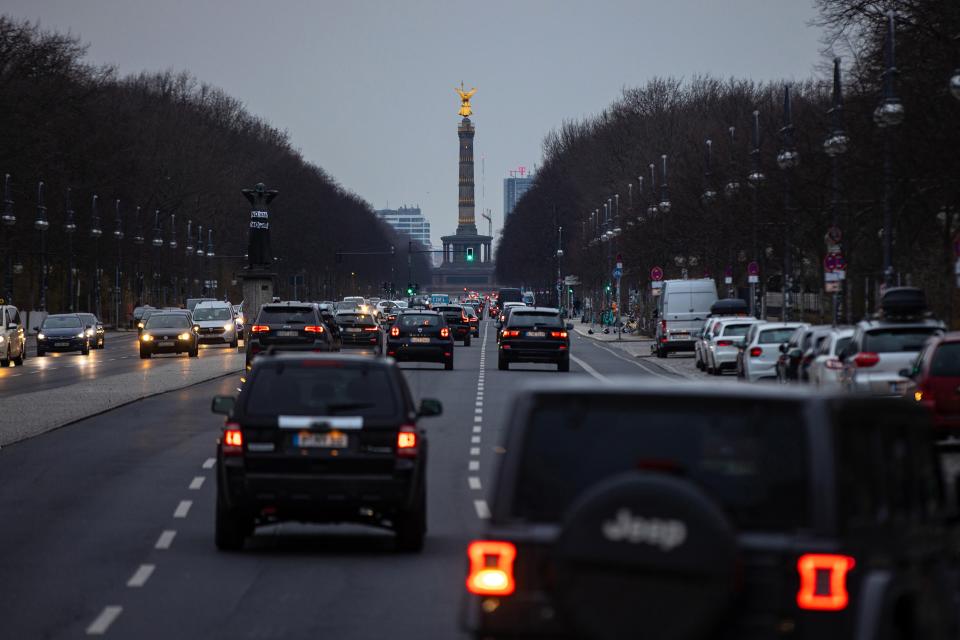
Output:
[294,431,348,448]
[410,337,430,344]
[157,340,175,347]
[55,341,68,347]
[346,327,361,333]
[276,330,299,337]
[670,334,688,341]
[526,331,546,337]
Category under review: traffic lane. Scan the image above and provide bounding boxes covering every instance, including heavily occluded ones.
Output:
[567,331,683,381]
[0,338,239,398]
[88,330,485,638]
[0,374,240,639]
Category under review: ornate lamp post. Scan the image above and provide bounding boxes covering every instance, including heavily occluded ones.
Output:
[748,112,766,317]
[556,225,563,311]
[113,200,123,327]
[647,163,659,218]
[64,189,77,311]
[35,182,49,311]
[824,58,850,325]
[724,127,741,199]
[2,175,16,302]
[777,85,801,321]
[185,219,194,298]
[206,228,215,298]
[90,195,103,317]
[168,214,178,302]
[658,155,672,213]
[151,210,163,304]
[874,10,904,289]
[702,140,718,205]
[132,206,144,305]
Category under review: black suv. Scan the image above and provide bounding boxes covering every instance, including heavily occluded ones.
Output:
[463,380,960,639]
[335,310,381,353]
[497,307,571,371]
[246,302,336,367]
[434,305,472,346]
[386,309,455,370]
[211,353,442,552]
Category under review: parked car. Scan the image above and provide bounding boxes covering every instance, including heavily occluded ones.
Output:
[808,328,854,390]
[462,378,960,640]
[705,317,760,375]
[192,300,239,348]
[77,313,105,349]
[385,309,454,370]
[694,317,723,372]
[36,313,88,357]
[903,331,960,438]
[738,322,807,382]
[0,302,27,365]
[653,278,717,358]
[776,325,832,384]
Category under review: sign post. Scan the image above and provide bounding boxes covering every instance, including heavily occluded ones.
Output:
[747,261,760,317]
[614,254,623,341]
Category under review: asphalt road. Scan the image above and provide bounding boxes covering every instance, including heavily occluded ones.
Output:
[0,321,670,639]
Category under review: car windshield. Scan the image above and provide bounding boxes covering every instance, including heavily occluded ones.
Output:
[246,364,398,417]
[759,328,797,344]
[145,315,190,329]
[930,342,960,377]
[43,316,81,329]
[720,324,753,337]
[864,327,941,353]
[400,314,440,328]
[513,397,808,530]
[337,313,376,326]
[193,307,232,321]
[78,314,96,324]
[508,312,562,328]
[258,307,314,325]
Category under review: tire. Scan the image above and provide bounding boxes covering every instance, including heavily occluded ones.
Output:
[656,346,667,359]
[214,490,250,552]
[558,357,570,372]
[394,481,426,553]
[498,355,508,371]
[1,347,10,367]
[463,334,471,347]
[36,350,45,357]
[189,346,199,358]
[81,344,90,356]
[140,349,151,359]
[229,336,238,349]
[13,345,23,366]
[444,358,453,371]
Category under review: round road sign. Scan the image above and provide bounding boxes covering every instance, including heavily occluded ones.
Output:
[650,266,664,281]
[747,261,760,276]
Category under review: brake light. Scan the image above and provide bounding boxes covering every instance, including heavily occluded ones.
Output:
[750,346,763,357]
[462,313,470,322]
[853,352,879,368]
[502,330,520,338]
[440,327,450,338]
[390,326,400,337]
[363,326,379,332]
[222,424,243,455]
[251,325,270,333]
[796,554,855,611]
[717,340,733,347]
[304,325,325,333]
[397,426,418,457]
[825,358,843,370]
[550,331,568,339]
[466,541,517,596]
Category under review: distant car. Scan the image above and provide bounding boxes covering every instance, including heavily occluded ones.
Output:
[694,317,722,371]
[186,297,218,313]
[335,310,382,354]
[705,317,760,375]
[192,301,239,348]
[497,307,570,371]
[808,328,854,390]
[385,309,454,370]
[246,302,337,366]
[211,353,441,552]
[434,305,472,346]
[776,325,832,384]
[463,378,960,640]
[139,312,199,359]
[36,313,89,357]
[497,287,523,305]
[903,331,960,438]
[0,303,27,366]
[738,322,807,382]
[77,313,105,349]
[463,304,480,337]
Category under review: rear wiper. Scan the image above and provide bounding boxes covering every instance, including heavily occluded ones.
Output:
[324,402,375,414]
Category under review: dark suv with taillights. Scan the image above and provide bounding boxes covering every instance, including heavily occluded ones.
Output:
[386,309,455,370]
[463,380,960,639]
[434,305,472,346]
[335,310,382,353]
[497,307,570,371]
[246,302,336,367]
[211,353,442,552]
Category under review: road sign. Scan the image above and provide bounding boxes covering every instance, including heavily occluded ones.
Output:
[612,267,623,279]
[724,277,733,284]
[827,226,842,244]
[824,252,845,273]
[748,275,759,284]
[825,281,840,293]
[616,261,623,270]
[650,266,663,281]
[651,281,663,289]
[747,261,760,276]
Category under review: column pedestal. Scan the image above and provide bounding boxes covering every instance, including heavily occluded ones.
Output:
[239,268,275,342]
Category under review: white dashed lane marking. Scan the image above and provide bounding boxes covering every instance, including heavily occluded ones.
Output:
[469,477,482,490]
[473,426,481,433]
[470,447,480,456]
[126,564,155,588]
[201,458,215,469]
[474,499,491,519]
[188,476,205,490]
[173,500,192,519]
[471,436,481,443]
[86,606,122,635]
[155,530,176,550]
[469,459,479,471]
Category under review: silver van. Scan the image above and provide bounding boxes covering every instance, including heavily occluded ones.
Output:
[654,279,718,358]
[0,303,27,366]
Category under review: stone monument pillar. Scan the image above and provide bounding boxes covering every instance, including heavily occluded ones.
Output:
[238,183,278,346]
[457,118,478,236]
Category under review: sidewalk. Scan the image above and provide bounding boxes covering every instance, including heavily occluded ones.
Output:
[571,322,646,342]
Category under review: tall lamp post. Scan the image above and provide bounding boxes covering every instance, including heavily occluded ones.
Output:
[748,112,767,317]
[89,195,103,317]
[658,155,672,214]
[168,214,178,303]
[874,10,905,289]
[824,58,850,325]
[185,219,194,299]
[556,225,563,312]
[206,228,215,298]
[132,207,144,305]
[113,199,124,327]
[196,224,205,296]
[777,85,800,321]
[35,182,49,311]
[64,190,77,311]
[151,210,163,304]
[2,175,16,303]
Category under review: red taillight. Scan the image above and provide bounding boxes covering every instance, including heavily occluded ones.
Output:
[222,425,243,455]
[363,326,379,332]
[502,330,520,338]
[251,325,270,333]
[466,541,517,596]
[440,327,450,338]
[396,425,418,457]
[750,346,763,358]
[550,331,568,339]
[825,358,843,370]
[390,326,400,337]
[304,325,325,333]
[796,553,855,611]
[853,352,880,368]
[660,319,667,333]
[717,340,734,347]
[462,313,469,323]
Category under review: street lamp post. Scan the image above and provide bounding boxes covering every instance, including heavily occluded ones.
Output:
[2,175,16,303]
[196,224,205,296]
[206,228,215,298]
[185,219,193,299]
[777,85,801,321]
[556,225,563,312]
[824,58,850,325]
[64,189,77,311]
[748,112,767,317]
[658,155,672,214]
[151,210,163,304]
[113,199,123,327]
[132,206,144,306]
[35,181,49,311]
[874,10,905,290]
[89,195,103,317]
[168,214,178,303]
[647,164,659,219]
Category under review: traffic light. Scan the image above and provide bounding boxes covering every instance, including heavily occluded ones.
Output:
[466,247,475,262]
[568,287,574,294]
[605,283,611,292]
[406,283,414,296]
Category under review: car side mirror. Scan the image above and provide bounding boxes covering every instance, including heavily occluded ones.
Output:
[779,343,787,353]
[211,395,236,415]
[418,398,443,417]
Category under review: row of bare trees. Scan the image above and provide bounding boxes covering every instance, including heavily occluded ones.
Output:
[496,0,960,324]
[0,17,430,322]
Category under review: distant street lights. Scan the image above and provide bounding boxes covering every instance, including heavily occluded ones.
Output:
[748,111,766,317]
[701,139,718,205]
[152,209,163,304]
[777,85,800,321]
[875,10,904,289]
[113,199,124,327]
[64,189,77,311]
[556,225,563,311]
[132,206,144,305]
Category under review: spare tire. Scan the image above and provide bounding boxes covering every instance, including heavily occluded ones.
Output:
[554,472,737,640]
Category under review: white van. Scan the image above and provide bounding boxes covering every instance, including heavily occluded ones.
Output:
[654,279,718,358]
[192,300,238,347]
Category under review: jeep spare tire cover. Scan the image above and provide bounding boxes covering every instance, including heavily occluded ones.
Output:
[554,472,737,640]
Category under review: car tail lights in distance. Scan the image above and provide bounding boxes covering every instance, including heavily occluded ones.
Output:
[796,554,855,611]
[440,327,450,338]
[717,340,734,347]
[853,352,880,368]
[749,346,763,357]
[396,426,418,457]
[390,326,400,337]
[467,541,517,596]
[825,358,843,370]
[303,325,325,333]
[251,325,270,333]
[550,331,568,339]
[363,326,379,332]
[223,425,243,455]
[502,330,520,338]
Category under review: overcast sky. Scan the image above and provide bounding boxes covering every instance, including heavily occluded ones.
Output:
[4,0,824,244]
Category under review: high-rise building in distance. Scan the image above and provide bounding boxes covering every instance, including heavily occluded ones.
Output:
[503,167,534,219]
[375,205,433,250]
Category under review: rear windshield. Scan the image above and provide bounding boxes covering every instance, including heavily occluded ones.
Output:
[759,328,796,344]
[337,313,376,326]
[931,342,960,377]
[194,307,232,321]
[508,312,563,328]
[43,316,82,329]
[246,364,398,417]
[835,337,852,355]
[258,307,315,324]
[864,328,941,353]
[145,315,190,329]
[720,324,753,337]
[513,398,808,530]
[400,314,440,328]
[498,289,523,303]
[435,306,461,314]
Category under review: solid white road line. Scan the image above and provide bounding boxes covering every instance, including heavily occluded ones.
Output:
[126,564,155,588]
[201,458,215,469]
[155,530,176,550]
[86,606,122,635]
[188,476,205,490]
[468,460,479,471]
[470,447,480,456]
[570,354,609,382]
[468,476,482,490]
[474,499,491,519]
[173,500,192,518]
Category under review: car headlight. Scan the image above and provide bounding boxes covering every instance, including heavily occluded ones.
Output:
[223,322,234,331]
[178,333,192,341]
[141,334,153,342]
[37,333,45,340]
[137,322,144,329]
[0,336,5,343]
[85,328,94,337]
[76,332,86,338]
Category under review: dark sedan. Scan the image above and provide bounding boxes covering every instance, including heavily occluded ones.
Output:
[139,313,199,358]
[77,313,105,349]
[498,307,570,371]
[36,314,91,356]
[386,310,454,370]
[246,303,337,367]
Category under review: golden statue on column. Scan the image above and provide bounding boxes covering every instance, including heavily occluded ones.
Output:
[456,82,477,117]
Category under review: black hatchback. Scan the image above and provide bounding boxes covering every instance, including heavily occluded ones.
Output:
[497,307,570,371]
[211,353,442,552]
[246,302,336,367]
[386,310,455,370]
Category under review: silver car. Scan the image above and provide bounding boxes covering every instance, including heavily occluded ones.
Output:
[706,317,761,375]
[694,317,723,371]
[840,318,944,396]
[739,322,807,383]
[808,328,854,390]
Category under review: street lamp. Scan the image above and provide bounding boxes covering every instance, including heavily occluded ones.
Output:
[777,85,800,321]
[90,195,103,317]
[825,58,848,325]
[613,194,621,235]
[132,206,144,305]
[556,225,563,311]
[658,155,671,213]
[113,199,123,327]
[168,213,178,302]
[152,210,163,304]
[876,10,903,288]
[635,176,645,222]
[185,219,193,298]
[724,127,741,198]
[64,189,76,311]
[2,174,16,303]
[701,140,718,205]
[647,163,659,217]
[35,181,49,311]
[748,111,765,317]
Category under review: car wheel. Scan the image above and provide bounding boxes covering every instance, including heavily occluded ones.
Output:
[229,337,238,349]
[13,346,23,366]
[36,350,45,357]
[81,344,90,356]
[498,354,508,371]
[394,481,426,553]
[656,346,667,359]
[444,358,454,371]
[463,335,471,347]
[140,349,151,359]
[214,491,250,552]
[558,357,570,372]
[1,347,10,367]
[189,346,199,358]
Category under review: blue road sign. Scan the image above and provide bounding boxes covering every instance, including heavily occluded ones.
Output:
[612,267,623,279]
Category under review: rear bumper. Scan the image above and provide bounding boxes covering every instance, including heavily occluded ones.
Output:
[341,333,381,347]
[387,341,452,362]
[500,343,567,363]
[659,338,695,351]
[246,341,332,360]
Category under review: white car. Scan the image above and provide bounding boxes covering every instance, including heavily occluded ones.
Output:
[694,318,723,371]
[0,303,26,366]
[192,301,238,347]
[739,322,807,382]
[706,317,761,375]
[808,328,854,390]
